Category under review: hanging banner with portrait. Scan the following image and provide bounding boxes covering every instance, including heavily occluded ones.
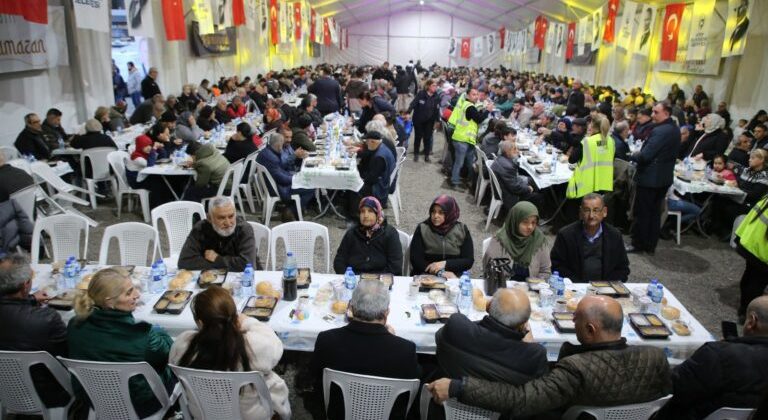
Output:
[722,0,753,57]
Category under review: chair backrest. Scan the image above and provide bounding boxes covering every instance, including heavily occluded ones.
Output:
[242,151,260,186]
[81,147,118,180]
[702,407,755,420]
[216,159,244,197]
[169,364,272,420]
[397,229,411,276]
[247,221,271,268]
[444,398,501,420]
[58,357,173,420]
[98,222,159,266]
[151,201,206,257]
[389,158,404,189]
[482,237,491,257]
[107,151,131,189]
[562,394,673,420]
[7,158,31,174]
[253,161,280,199]
[31,214,89,264]
[30,161,76,193]
[10,185,37,221]
[396,146,406,161]
[270,221,330,273]
[485,160,503,201]
[0,350,73,416]
[0,145,20,161]
[323,368,420,420]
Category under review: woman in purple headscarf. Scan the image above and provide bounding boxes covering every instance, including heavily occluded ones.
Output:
[333,196,404,275]
[409,195,475,277]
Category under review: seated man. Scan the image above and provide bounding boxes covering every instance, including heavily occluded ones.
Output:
[70,119,118,150]
[550,193,629,282]
[129,94,165,125]
[659,295,768,418]
[40,108,71,150]
[428,295,672,417]
[436,288,547,383]
[490,140,535,211]
[311,279,420,419]
[0,254,70,407]
[0,150,34,199]
[509,99,533,128]
[178,196,260,271]
[14,113,51,161]
[358,131,395,207]
[255,133,314,220]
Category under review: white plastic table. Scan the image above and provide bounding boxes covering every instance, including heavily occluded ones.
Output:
[138,163,196,200]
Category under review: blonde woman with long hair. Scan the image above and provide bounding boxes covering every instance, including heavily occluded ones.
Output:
[565,114,615,199]
[68,268,174,418]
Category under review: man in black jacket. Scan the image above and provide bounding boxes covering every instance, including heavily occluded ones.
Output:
[565,79,586,117]
[40,108,70,150]
[409,79,441,162]
[14,113,51,161]
[70,119,118,150]
[659,295,768,419]
[129,94,166,125]
[311,279,420,419]
[308,66,343,116]
[490,140,534,210]
[550,193,630,282]
[140,67,161,100]
[628,102,680,254]
[177,196,260,271]
[0,152,34,199]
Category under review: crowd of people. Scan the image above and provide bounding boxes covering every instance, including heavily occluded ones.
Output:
[2,60,768,418]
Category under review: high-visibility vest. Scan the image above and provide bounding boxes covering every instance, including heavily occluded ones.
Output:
[736,196,768,263]
[448,94,478,145]
[566,133,615,199]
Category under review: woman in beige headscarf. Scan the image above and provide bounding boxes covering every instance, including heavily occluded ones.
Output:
[689,113,729,161]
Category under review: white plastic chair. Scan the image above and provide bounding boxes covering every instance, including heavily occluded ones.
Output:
[396,146,406,161]
[80,147,118,209]
[562,394,673,420]
[482,237,491,256]
[667,210,681,245]
[10,185,37,221]
[474,146,491,206]
[31,161,96,209]
[418,384,499,420]
[247,221,271,269]
[388,159,405,225]
[0,350,74,420]
[484,160,503,231]
[31,214,89,264]
[57,357,180,420]
[169,364,272,420]
[202,160,246,214]
[731,214,746,249]
[397,229,411,276]
[323,368,420,420]
[107,151,150,223]
[253,161,303,226]
[98,222,159,266]
[151,201,206,259]
[702,407,755,420]
[239,151,261,214]
[270,221,329,273]
[7,158,31,174]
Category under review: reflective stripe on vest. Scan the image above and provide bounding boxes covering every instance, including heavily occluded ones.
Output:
[450,95,478,145]
[736,197,768,262]
[566,134,615,199]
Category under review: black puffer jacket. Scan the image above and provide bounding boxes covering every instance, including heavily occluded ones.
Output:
[0,199,33,253]
[333,221,403,275]
[457,340,672,417]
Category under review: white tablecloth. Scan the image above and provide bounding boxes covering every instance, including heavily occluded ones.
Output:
[137,164,196,182]
[33,265,713,361]
[673,165,746,204]
[113,125,150,150]
[51,148,81,156]
[292,159,364,191]
[518,151,573,189]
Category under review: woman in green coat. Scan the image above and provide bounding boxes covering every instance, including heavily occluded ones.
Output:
[68,268,174,418]
[185,141,230,202]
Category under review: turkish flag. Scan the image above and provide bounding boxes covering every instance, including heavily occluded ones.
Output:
[294,3,302,40]
[660,3,686,61]
[534,16,548,50]
[499,27,506,49]
[0,0,47,24]
[310,9,316,42]
[566,22,576,59]
[269,0,279,45]
[162,0,186,41]
[603,0,619,43]
[460,37,471,58]
[323,18,331,46]
[232,0,245,26]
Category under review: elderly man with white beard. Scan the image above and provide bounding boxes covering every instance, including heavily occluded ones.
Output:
[178,196,261,271]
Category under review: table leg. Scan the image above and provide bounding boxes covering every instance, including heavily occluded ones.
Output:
[313,190,347,220]
[160,175,180,201]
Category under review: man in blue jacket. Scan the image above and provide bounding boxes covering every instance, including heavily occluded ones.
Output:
[308,66,343,116]
[255,133,314,220]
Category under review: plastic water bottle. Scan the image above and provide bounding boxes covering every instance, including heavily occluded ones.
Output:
[241,263,254,297]
[284,252,297,279]
[150,263,163,294]
[58,137,65,150]
[62,257,74,289]
[684,156,693,178]
[554,274,565,297]
[651,284,664,314]
[458,271,472,314]
[156,259,168,287]
[282,251,298,301]
[647,279,659,297]
[551,153,558,173]
[344,267,357,291]
[548,270,560,289]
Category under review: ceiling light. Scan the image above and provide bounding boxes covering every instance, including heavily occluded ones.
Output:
[419,0,424,4]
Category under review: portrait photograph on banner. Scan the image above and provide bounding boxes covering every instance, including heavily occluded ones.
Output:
[486,32,495,55]
[555,23,565,57]
[127,0,156,38]
[578,15,589,55]
[213,0,233,28]
[722,0,753,57]
[73,0,110,33]
[591,8,602,52]
[633,4,656,57]
[448,37,458,57]
[616,0,639,50]
[473,36,483,58]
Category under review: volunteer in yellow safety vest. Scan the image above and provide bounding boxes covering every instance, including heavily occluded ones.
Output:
[566,115,615,199]
[447,88,493,189]
[735,195,768,319]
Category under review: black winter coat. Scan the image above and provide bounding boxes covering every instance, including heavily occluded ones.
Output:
[631,118,680,189]
[14,128,51,160]
[409,90,440,124]
[409,223,474,275]
[550,221,630,283]
[140,75,161,99]
[177,217,260,271]
[333,222,403,275]
[308,76,343,115]
[0,199,33,253]
[688,129,729,161]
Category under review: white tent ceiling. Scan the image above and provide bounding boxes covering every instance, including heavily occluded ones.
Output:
[308,0,623,31]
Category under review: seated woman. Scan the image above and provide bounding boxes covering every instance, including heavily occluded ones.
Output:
[227,96,247,120]
[289,113,317,152]
[68,268,174,418]
[410,195,474,277]
[483,201,550,281]
[224,122,260,164]
[170,286,291,419]
[709,154,737,182]
[333,196,403,275]
[175,111,205,143]
[197,105,219,132]
[125,134,171,208]
[185,141,230,202]
[712,149,768,237]
[356,92,377,133]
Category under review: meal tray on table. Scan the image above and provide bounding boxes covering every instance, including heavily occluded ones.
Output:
[242,295,279,321]
[535,166,552,174]
[421,303,458,323]
[198,269,227,288]
[414,275,447,292]
[154,290,193,315]
[589,281,631,298]
[552,312,577,333]
[360,273,394,289]
[526,157,543,165]
[48,290,79,310]
[629,313,672,339]
[297,268,312,289]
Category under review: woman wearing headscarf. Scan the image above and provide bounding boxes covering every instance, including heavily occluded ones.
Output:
[410,195,474,277]
[333,196,403,275]
[688,113,729,161]
[124,134,171,208]
[175,111,205,143]
[482,201,551,281]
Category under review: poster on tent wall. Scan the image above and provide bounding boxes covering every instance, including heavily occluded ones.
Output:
[544,22,555,54]
[554,23,565,57]
[616,0,640,51]
[591,9,602,52]
[656,3,721,76]
[245,0,257,32]
[190,22,237,57]
[633,4,655,57]
[578,16,589,55]
[127,0,156,38]
[504,30,513,54]
[258,0,268,41]
[472,36,483,57]
[486,32,495,55]
[524,47,540,64]
[722,0,753,57]
[212,0,232,28]
[685,0,715,61]
[74,0,110,33]
[0,6,68,74]
[448,37,458,57]
[192,0,215,35]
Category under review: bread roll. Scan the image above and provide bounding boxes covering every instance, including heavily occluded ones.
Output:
[472,288,486,311]
[661,306,680,320]
[77,274,93,291]
[169,270,193,290]
[331,300,348,315]
[256,281,274,295]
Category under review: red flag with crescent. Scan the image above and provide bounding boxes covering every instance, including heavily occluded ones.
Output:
[534,16,547,50]
[162,0,186,40]
[661,3,685,61]
[293,3,301,40]
[323,18,331,46]
[269,0,279,45]
[460,37,471,58]
[603,0,620,43]
[566,22,576,59]
[499,27,506,49]
[0,0,47,24]
[310,9,316,42]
